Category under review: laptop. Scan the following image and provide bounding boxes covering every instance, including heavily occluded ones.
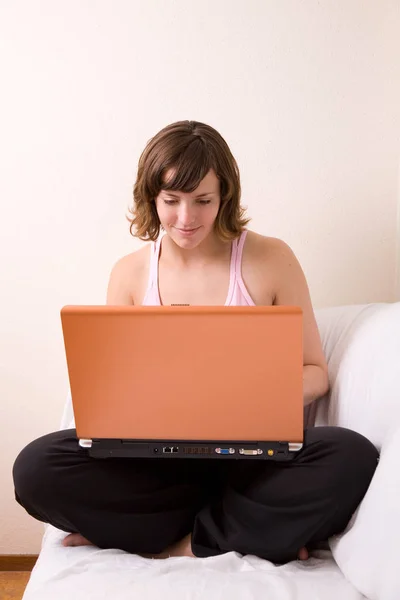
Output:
[60,305,304,461]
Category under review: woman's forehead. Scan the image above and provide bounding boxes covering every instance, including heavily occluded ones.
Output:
[162,168,219,191]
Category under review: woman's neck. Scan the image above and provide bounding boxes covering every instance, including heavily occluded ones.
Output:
[160,231,231,269]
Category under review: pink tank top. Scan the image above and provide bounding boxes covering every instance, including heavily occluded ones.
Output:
[142,230,255,306]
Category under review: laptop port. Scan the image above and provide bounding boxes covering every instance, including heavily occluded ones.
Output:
[163,446,179,453]
[215,448,235,455]
[239,448,263,456]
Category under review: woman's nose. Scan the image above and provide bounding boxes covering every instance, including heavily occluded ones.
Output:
[177,204,196,226]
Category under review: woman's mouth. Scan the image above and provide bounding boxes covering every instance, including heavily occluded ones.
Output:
[175,227,200,237]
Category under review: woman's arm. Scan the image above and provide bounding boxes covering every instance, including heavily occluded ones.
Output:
[271,240,330,406]
[106,256,135,305]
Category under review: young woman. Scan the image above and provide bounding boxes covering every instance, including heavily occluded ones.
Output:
[13,121,378,563]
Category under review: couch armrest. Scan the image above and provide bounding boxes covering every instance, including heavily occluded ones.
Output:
[313,302,400,450]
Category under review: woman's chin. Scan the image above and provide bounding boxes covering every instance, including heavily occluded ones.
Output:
[170,227,205,247]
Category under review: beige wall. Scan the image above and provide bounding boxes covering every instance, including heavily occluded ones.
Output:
[1,0,399,554]
[397,154,400,298]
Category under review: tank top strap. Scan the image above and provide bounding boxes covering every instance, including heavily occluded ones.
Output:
[229,234,239,281]
[148,235,163,288]
[234,230,248,279]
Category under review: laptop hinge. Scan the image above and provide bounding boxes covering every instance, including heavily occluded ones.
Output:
[79,438,93,448]
[288,442,303,452]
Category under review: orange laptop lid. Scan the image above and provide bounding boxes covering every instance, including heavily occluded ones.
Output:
[61,306,303,443]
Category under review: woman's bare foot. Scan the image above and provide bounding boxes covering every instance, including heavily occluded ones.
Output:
[141,535,308,561]
[62,531,308,561]
[62,533,94,547]
[140,533,195,559]
[297,546,309,560]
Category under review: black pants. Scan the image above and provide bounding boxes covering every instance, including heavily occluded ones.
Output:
[13,426,378,563]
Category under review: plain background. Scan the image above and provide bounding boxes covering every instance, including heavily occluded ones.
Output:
[1,0,399,553]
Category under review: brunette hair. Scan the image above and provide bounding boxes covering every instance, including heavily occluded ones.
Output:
[128,120,250,241]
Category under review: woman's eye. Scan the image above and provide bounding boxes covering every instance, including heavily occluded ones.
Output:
[163,199,211,205]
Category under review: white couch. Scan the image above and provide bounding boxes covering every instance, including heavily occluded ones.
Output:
[23,302,400,600]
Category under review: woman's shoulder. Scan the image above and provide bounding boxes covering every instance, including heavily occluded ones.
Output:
[241,231,299,305]
[245,230,295,263]
[107,243,152,304]
[111,243,151,275]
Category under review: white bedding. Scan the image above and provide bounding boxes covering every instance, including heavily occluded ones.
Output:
[24,526,365,600]
[23,303,393,600]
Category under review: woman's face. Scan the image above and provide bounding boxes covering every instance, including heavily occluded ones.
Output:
[155,169,221,248]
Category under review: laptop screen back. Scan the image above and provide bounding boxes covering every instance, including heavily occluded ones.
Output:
[61,306,303,443]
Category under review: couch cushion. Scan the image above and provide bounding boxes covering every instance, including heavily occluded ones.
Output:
[314,302,400,450]
[305,303,385,429]
[314,302,400,600]
[331,425,400,600]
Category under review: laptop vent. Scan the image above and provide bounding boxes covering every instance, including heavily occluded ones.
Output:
[183,447,214,454]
